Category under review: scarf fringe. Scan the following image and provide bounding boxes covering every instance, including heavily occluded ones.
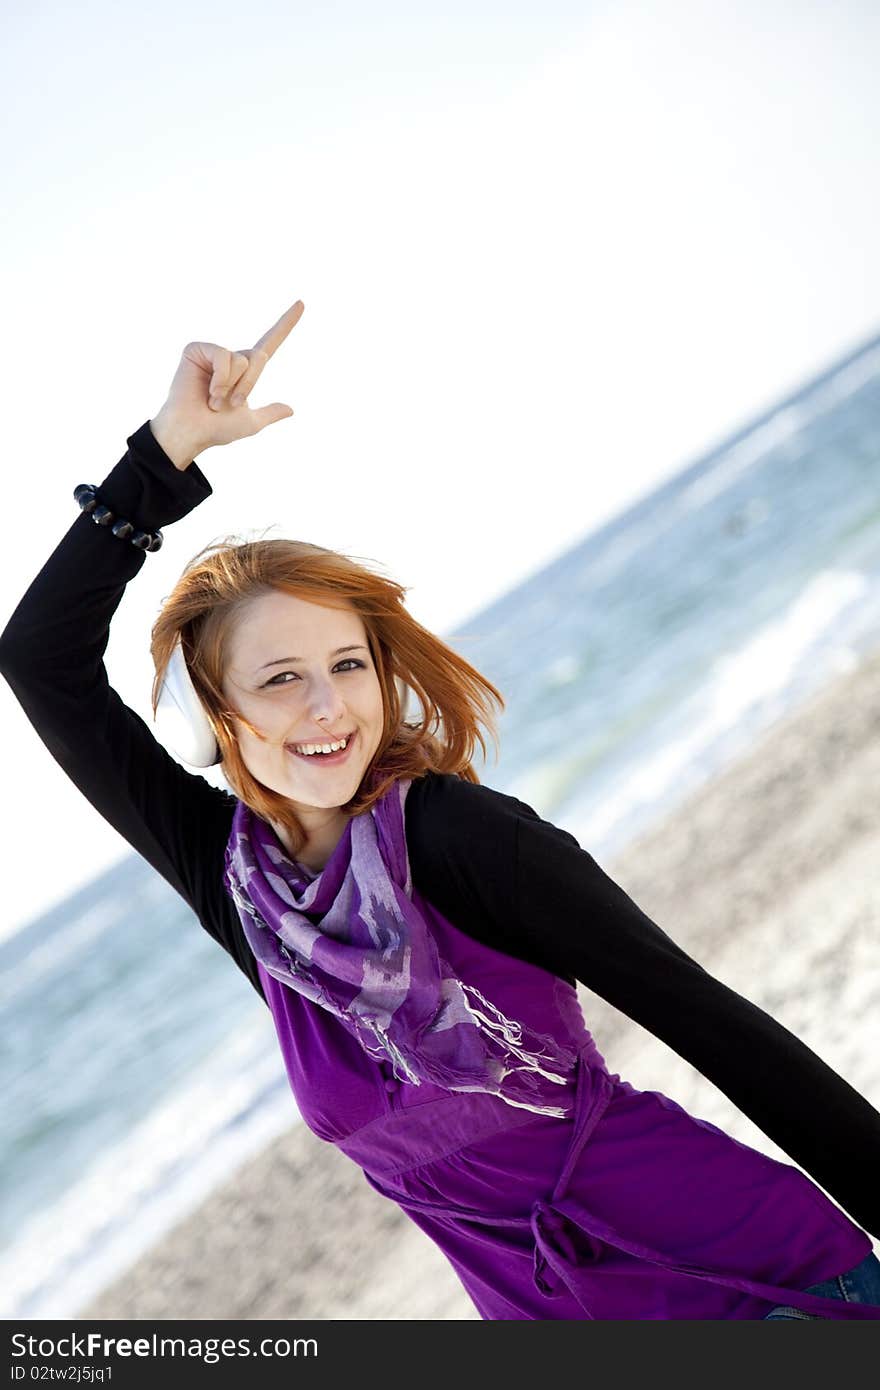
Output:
[482,1093,571,1119]
[459,982,574,1086]
[363,1011,573,1118]
[359,1018,425,1086]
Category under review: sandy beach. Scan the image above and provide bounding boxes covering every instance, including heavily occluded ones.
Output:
[79,647,880,1320]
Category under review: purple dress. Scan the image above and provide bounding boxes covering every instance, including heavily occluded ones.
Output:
[256,880,877,1320]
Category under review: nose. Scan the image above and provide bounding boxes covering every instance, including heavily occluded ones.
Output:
[306,675,348,727]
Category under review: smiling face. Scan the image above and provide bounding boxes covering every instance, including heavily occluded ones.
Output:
[220,590,386,865]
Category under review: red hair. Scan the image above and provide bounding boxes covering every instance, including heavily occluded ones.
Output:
[150,535,505,859]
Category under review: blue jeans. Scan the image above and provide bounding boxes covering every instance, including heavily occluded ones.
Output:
[763,1251,880,1318]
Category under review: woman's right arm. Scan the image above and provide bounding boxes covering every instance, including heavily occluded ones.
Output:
[0,297,305,928]
[0,420,234,917]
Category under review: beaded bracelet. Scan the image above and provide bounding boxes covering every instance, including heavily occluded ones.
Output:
[73,484,164,552]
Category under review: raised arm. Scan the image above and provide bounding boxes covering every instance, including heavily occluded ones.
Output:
[0,298,305,926]
[405,772,880,1241]
[0,421,233,915]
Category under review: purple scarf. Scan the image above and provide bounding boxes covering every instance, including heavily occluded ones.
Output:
[223,776,578,1118]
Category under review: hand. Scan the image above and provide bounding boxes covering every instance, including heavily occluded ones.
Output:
[150,299,304,465]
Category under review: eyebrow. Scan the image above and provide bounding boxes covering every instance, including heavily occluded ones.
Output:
[256,645,369,673]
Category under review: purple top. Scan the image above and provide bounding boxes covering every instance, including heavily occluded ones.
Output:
[256,837,876,1320]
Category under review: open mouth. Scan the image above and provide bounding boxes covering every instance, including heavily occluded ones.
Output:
[286,731,356,766]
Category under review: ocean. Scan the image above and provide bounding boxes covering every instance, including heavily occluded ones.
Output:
[3,331,880,1319]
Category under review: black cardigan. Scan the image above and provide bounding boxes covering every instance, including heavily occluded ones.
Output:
[1,420,878,1241]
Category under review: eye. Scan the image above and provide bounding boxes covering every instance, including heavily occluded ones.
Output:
[263,659,366,688]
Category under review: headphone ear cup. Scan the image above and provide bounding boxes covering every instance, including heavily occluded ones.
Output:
[394,676,411,720]
[154,637,222,767]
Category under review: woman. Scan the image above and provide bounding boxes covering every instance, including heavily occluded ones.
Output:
[2,298,879,1320]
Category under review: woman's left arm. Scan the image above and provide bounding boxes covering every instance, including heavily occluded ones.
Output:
[515,801,880,1236]
[406,774,880,1241]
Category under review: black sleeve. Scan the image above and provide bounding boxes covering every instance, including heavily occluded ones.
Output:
[0,420,265,1004]
[405,771,880,1240]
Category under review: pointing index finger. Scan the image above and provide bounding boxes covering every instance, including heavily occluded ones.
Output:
[252,299,305,359]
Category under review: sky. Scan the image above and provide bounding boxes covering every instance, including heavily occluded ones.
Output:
[1,0,879,935]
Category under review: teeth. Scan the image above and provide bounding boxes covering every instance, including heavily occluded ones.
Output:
[293,736,349,756]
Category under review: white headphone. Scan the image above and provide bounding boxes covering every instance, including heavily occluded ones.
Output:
[153,638,222,768]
